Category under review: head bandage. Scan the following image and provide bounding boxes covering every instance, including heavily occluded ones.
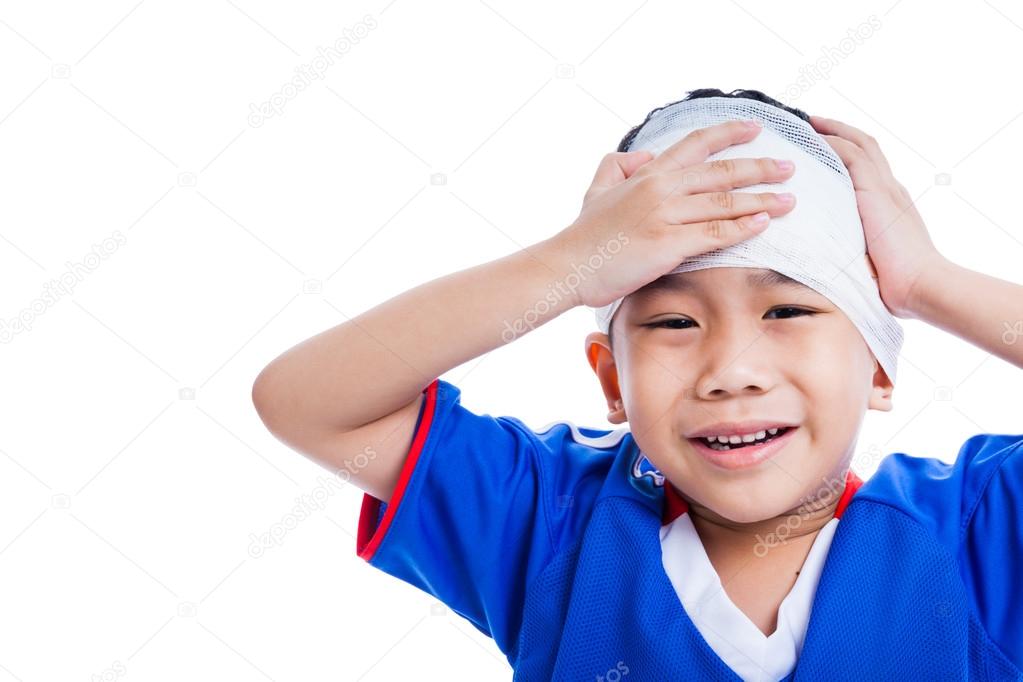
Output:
[594,96,903,384]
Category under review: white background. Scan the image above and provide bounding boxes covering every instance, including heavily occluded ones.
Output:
[2,1,1022,680]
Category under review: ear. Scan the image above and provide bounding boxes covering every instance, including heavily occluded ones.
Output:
[867,355,894,411]
[585,331,627,424]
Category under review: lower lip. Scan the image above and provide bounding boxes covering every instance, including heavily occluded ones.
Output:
[688,427,798,470]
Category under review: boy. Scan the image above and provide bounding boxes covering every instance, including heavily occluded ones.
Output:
[252,88,1023,680]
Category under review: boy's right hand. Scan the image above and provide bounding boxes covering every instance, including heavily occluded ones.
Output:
[553,119,798,309]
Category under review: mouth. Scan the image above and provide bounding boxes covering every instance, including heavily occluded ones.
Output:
[687,426,798,470]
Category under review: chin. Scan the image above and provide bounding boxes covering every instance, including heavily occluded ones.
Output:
[716,503,785,525]
[704,489,796,524]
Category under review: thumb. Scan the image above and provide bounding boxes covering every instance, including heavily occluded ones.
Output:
[589,150,655,191]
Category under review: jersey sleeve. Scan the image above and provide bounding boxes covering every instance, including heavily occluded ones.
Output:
[354,378,614,659]
[957,433,1023,671]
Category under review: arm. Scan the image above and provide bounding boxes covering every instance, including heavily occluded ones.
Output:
[252,120,797,501]
[251,237,578,502]
[909,256,1023,370]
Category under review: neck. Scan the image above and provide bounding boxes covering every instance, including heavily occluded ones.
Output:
[684,483,843,557]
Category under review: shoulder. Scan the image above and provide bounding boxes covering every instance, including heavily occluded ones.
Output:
[435,379,629,458]
[522,419,634,549]
[528,420,630,468]
[434,377,628,461]
[852,433,1023,549]
[430,379,635,550]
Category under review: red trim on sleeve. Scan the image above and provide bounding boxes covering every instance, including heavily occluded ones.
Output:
[356,379,440,562]
[661,467,864,525]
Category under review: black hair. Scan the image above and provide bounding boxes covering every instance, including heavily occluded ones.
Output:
[606,88,811,353]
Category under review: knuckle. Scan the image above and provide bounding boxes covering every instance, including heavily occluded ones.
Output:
[640,215,669,239]
[686,128,711,155]
[682,170,703,186]
[709,158,735,175]
[632,174,656,193]
[637,174,668,199]
[704,219,727,240]
[595,154,616,175]
[687,128,708,143]
[638,176,678,207]
[651,220,673,239]
[710,191,734,211]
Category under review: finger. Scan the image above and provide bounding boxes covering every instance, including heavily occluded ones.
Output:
[810,114,896,181]
[642,119,764,174]
[662,155,795,195]
[819,134,886,193]
[680,212,773,257]
[589,150,655,191]
[668,190,796,226]
[619,149,655,179]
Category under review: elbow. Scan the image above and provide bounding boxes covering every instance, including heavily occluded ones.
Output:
[251,365,281,432]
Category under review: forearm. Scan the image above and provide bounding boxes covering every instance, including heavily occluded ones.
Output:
[254,236,580,432]
[909,257,1023,370]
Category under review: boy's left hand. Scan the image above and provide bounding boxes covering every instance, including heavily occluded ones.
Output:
[809,114,945,319]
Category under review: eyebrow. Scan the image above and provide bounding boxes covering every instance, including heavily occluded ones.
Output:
[635,269,810,297]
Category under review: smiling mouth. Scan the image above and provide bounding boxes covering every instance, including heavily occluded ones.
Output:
[694,426,796,451]
[687,426,799,471]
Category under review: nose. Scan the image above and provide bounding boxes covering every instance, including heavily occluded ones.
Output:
[690,321,775,400]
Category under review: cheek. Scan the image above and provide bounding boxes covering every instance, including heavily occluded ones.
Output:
[790,350,872,449]
[791,354,870,415]
[786,326,872,383]
[620,359,686,432]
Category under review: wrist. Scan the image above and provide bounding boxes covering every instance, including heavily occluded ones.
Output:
[904,253,957,321]
[534,232,587,310]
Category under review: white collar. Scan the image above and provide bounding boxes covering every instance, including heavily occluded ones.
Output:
[659,513,840,681]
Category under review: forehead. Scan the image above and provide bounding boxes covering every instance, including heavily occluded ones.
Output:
[631,268,812,300]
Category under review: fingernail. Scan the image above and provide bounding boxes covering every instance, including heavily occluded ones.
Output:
[778,192,795,204]
[776,159,794,171]
[751,212,770,226]
[744,119,762,128]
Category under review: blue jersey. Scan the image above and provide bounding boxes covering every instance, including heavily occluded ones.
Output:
[356,379,1023,680]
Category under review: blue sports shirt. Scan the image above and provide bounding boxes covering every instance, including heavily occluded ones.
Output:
[356,379,1023,680]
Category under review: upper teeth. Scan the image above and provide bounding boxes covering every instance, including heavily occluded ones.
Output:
[703,427,781,444]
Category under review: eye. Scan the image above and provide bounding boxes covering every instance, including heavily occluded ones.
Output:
[644,318,695,330]
[765,306,817,319]
[644,307,816,329]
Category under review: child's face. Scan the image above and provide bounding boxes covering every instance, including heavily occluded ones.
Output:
[586,266,894,523]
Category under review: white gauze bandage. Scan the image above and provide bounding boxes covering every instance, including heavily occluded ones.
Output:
[593,96,903,384]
